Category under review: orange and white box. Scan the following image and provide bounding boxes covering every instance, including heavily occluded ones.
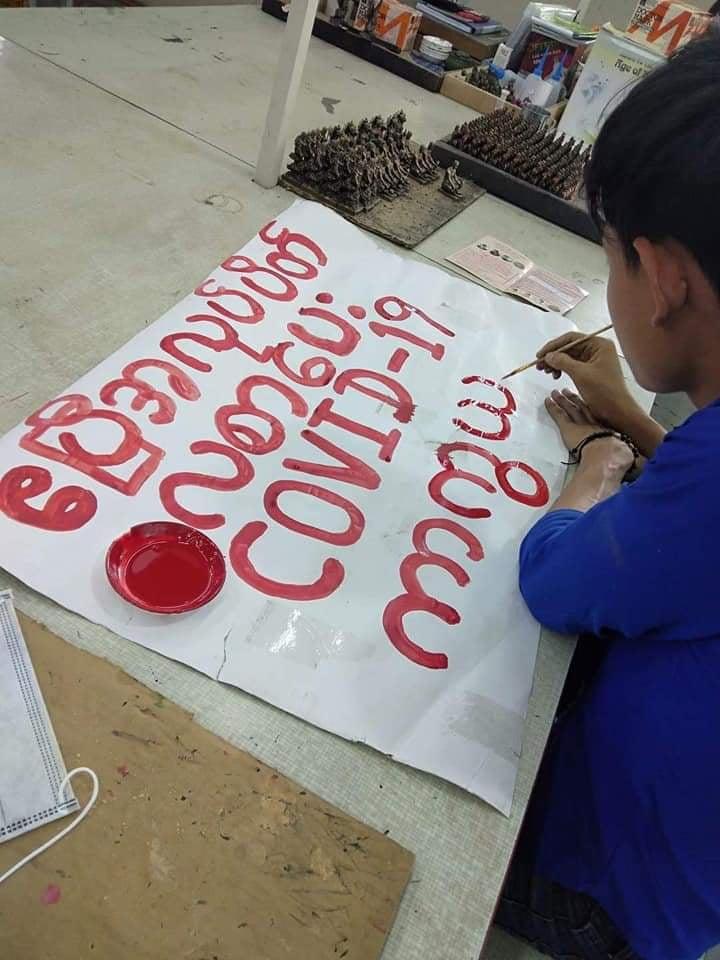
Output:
[373,0,422,52]
[627,1,712,56]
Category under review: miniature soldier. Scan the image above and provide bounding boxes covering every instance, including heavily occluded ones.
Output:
[441,160,464,198]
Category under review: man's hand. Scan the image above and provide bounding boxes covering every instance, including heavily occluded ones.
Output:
[536,332,666,458]
[545,388,606,451]
[537,333,633,423]
[545,388,637,513]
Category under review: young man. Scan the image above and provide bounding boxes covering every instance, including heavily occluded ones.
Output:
[495,31,720,960]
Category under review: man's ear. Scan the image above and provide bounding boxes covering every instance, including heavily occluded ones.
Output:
[633,237,688,327]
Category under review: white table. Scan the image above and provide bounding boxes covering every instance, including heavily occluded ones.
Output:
[0,10,651,960]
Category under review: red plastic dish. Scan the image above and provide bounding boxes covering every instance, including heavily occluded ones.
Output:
[106,521,226,614]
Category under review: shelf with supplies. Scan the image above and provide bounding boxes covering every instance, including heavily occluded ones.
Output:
[262,0,445,92]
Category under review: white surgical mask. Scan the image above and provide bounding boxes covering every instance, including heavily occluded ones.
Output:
[0,590,79,843]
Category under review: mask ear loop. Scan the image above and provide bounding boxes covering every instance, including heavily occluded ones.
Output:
[0,767,100,886]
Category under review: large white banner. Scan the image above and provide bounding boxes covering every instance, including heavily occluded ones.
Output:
[0,202,570,814]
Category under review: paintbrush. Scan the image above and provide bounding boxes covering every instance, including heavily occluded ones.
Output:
[501,324,613,380]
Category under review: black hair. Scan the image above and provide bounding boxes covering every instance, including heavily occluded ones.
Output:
[585,27,720,293]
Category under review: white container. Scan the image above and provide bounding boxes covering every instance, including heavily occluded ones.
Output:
[492,42,513,70]
[558,23,665,145]
[419,35,452,62]
[518,71,555,107]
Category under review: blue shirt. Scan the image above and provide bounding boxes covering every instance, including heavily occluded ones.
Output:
[518,401,720,960]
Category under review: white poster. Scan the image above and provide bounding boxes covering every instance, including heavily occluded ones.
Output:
[0,201,570,814]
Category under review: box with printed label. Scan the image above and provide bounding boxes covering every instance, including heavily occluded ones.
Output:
[558,24,664,146]
[626,1,711,56]
[373,0,422,52]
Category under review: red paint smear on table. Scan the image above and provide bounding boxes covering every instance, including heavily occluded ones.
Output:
[41,884,61,906]
[117,764,129,778]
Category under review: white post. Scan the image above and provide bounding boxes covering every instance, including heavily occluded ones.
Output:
[255,0,321,189]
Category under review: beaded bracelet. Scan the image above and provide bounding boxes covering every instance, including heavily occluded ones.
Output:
[563,429,640,476]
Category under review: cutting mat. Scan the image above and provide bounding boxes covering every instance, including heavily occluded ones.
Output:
[0,616,414,960]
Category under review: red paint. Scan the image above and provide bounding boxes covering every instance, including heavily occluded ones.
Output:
[462,374,516,402]
[283,429,381,491]
[271,341,335,387]
[374,296,454,338]
[334,369,415,423]
[160,318,239,373]
[106,521,226,614]
[117,764,129,778]
[21,395,164,496]
[308,399,401,463]
[203,299,265,326]
[454,376,517,441]
[264,480,365,546]
[387,348,410,373]
[100,359,201,426]
[216,257,298,302]
[433,442,549,513]
[195,279,265,324]
[0,464,97,532]
[289,307,360,357]
[368,321,445,362]
[412,517,484,562]
[257,221,328,279]
[439,442,550,508]
[161,315,275,373]
[383,594,454,670]
[436,441,485,472]
[428,457,495,520]
[229,521,344,599]
[383,517,484,669]
[347,305,366,320]
[159,441,254,529]
[495,459,549,508]
[402,549,469,591]
[41,885,61,906]
[215,375,307,455]
[315,292,333,304]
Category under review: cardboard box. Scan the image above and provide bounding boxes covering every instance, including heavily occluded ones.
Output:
[417,17,506,59]
[441,70,521,115]
[441,71,566,125]
[373,0,422,52]
[627,1,711,56]
[558,24,664,146]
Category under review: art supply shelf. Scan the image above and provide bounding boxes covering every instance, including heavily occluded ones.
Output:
[262,0,444,92]
[431,138,600,243]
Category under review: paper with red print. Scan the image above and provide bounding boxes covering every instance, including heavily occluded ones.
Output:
[0,201,572,814]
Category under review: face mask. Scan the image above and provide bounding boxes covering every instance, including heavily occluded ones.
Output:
[0,590,79,843]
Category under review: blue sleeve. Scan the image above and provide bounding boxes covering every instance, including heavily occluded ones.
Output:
[519,509,603,635]
[519,421,720,641]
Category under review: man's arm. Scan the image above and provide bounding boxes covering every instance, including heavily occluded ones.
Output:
[519,489,640,638]
[552,436,632,514]
[519,393,667,637]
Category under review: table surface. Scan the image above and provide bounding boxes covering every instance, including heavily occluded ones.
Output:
[0,9,652,960]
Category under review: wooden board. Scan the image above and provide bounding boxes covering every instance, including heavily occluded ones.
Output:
[0,617,414,960]
[281,173,485,248]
